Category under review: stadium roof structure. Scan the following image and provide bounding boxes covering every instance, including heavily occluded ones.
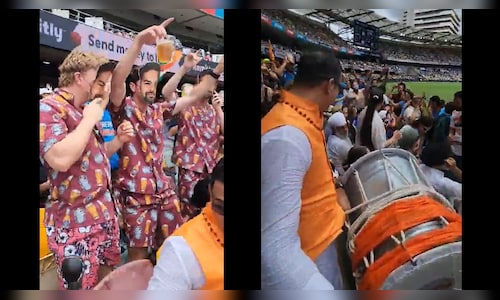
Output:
[291,9,462,47]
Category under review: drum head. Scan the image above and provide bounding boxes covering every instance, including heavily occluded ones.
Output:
[342,148,433,223]
[380,242,462,290]
[343,149,431,203]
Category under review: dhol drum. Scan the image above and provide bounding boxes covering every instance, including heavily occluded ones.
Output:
[341,149,462,290]
[40,208,58,290]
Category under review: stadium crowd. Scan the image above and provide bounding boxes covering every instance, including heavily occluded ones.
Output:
[380,43,461,65]
[262,10,461,65]
[262,40,461,82]
[40,19,225,290]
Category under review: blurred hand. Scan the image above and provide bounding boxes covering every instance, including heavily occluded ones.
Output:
[137,18,174,45]
[93,260,153,290]
[117,121,135,143]
[444,157,457,170]
[183,50,203,69]
[83,99,105,125]
[392,130,402,141]
[213,55,224,75]
[212,91,224,110]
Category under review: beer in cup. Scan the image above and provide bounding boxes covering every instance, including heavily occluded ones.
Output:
[157,35,176,65]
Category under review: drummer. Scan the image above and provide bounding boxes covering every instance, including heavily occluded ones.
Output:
[261,50,346,289]
[148,157,224,290]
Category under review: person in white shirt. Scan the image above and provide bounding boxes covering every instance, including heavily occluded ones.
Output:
[403,96,423,124]
[449,91,462,170]
[419,142,462,204]
[326,112,353,176]
[356,87,402,151]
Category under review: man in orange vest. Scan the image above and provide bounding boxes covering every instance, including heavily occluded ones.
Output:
[261,50,347,289]
[147,157,224,290]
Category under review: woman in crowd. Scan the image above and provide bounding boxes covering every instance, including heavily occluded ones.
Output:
[356,87,402,151]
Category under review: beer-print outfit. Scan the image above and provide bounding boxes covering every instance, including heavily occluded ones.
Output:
[46,220,121,290]
[111,97,184,249]
[173,102,222,217]
[40,89,120,289]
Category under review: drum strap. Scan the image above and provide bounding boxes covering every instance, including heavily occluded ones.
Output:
[349,195,462,290]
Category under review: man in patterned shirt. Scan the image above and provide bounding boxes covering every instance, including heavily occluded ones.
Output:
[109,19,224,262]
[39,48,135,289]
[173,70,225,219]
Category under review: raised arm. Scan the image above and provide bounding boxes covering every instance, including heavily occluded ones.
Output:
[170,56,224,116]
[273,57,288,77]
[162,51,202,100]
[110,18,175,107]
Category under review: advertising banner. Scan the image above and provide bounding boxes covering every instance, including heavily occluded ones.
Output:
[296,33,306,40]
[271,21,285,32]
[199,9,224,19]
[40,10,223,81]
[261,14,272,25]
[261,14,363,58]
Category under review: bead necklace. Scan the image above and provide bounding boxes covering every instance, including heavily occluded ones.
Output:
[278,98,323,131]
[202,211,224,248]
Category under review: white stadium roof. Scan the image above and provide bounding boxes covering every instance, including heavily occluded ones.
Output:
[290,9,462,46]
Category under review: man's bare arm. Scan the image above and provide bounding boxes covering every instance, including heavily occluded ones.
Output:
[110,18,175,108]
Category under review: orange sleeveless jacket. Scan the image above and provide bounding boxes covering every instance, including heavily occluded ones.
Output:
[157,204,224,290]
[261,91,345,260]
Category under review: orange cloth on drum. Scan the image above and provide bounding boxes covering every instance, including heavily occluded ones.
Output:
[40,208,50,258]
[157,204,223,290]
[261,90,345,261]
[352,195,462,290]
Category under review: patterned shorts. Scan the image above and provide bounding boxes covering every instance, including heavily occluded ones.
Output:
[177,168,208,218]
[117,190,185,250]
[46,219,121,290]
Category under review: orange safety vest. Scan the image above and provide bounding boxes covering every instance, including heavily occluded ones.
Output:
[261,90,345,261]
[157,204,223,290]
